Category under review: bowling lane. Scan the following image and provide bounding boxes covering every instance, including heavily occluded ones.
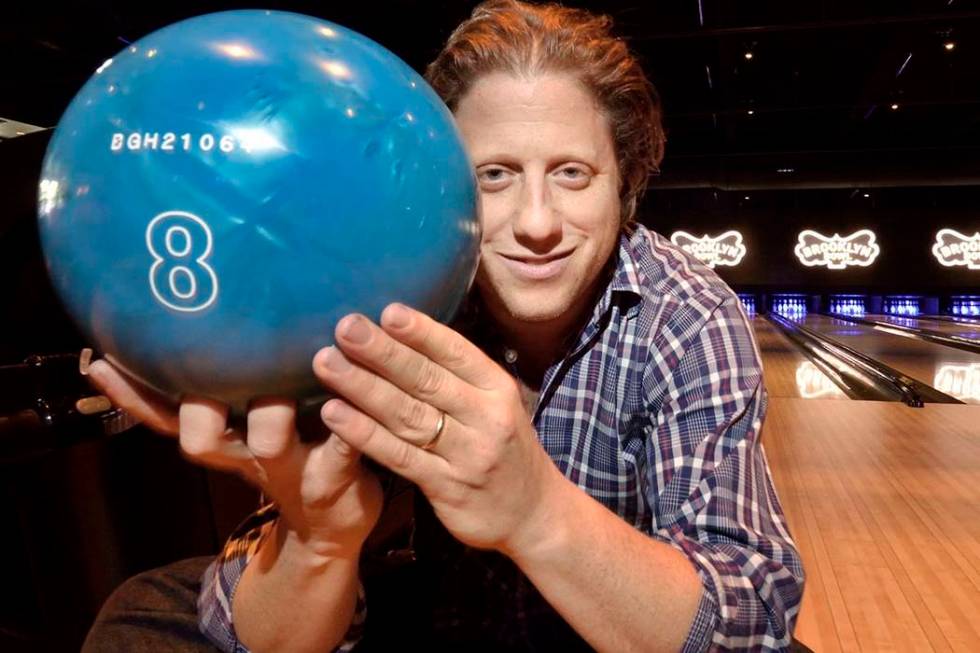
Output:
[763,398,980,651]
[752,317,847,399]
[868,314,980,340]
[794,314,980,404]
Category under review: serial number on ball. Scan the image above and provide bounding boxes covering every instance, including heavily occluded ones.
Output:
[110,132,237,153]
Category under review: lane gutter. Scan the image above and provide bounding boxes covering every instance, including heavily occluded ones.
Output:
[766,312,963,407]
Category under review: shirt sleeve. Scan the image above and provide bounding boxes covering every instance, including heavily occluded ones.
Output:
[643,298,805,652]
[197,502,366,653]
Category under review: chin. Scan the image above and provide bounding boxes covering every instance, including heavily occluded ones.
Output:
[477,269,588,328]
[498,291,574,324]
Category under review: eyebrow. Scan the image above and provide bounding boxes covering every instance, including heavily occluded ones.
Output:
[472,151,603,168]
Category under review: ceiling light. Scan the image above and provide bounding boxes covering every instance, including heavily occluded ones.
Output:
[944,41,956,51]
[744,52,753,60]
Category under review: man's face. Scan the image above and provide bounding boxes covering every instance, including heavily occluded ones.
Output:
[454,72,622,333]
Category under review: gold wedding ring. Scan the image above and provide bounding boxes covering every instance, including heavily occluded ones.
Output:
[422,411,446,451]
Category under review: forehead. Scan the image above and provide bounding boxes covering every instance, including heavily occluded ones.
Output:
[453,72,615,162]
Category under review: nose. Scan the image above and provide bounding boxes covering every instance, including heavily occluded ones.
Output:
[512,174,562,252]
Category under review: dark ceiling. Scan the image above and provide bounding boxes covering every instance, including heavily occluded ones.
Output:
[3,0,980,190]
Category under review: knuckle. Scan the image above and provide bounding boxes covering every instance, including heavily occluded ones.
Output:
[486,408,516,435]
[379,338,400,368]
[440,477,469,507]
[301,470,338,506]
[397,399,429,432]
[415,360,445,398]
[469,460,491,483]
[391,439,416,471]
[475,443,501,476]
[444,336,468,368]
[357,417,381,449]
[363,368,384,396]
[467,466,490,488]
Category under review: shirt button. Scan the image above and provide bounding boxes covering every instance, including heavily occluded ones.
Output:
[504,348,518,364]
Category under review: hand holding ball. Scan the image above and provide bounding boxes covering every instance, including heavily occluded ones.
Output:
[38,11,480,411]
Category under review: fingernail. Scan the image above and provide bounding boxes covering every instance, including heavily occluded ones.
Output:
[78,348,94,375]
[384,303,412,329]
[322,346,351,373]
[340,315,371,345]
[86,359,108,380]
[321,399,351,424]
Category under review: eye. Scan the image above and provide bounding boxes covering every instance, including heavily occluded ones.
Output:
[476,165,513,191]
[554,165,592,189]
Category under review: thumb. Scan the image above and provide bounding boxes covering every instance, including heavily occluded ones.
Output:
[315,432,364,478]
[328,431,362,464]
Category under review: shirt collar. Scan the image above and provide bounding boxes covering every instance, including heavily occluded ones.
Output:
[589,230,646,324]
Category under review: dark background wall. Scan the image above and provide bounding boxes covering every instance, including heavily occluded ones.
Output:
[641,185,980,291]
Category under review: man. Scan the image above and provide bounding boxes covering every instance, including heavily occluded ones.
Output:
[85,1,804,651]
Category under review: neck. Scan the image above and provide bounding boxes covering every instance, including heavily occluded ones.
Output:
[484,291,597,388]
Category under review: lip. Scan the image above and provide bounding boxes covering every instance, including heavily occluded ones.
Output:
[498,250,574,281]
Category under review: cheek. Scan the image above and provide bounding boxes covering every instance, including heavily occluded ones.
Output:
[477,193,512,242]
[473,263,499,297]
[556,189,620,238]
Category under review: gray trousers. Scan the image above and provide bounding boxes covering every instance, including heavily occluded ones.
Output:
[82,556,218,653]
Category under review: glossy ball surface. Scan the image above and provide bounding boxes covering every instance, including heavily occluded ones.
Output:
[39,10,480,410]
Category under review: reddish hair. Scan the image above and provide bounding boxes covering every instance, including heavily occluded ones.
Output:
[425,0,665,226]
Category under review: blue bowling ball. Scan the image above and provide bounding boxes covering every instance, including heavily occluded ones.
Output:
[38,10,480,411]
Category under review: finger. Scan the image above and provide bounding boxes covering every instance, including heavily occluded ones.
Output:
[320,398,448,487]
[179,398,261,483]
[245,398,300,460]
[314,431,364,476]
[303,433,367,501]
[378,303,500,390]
[314,345,452,448]
[87,359,179,436]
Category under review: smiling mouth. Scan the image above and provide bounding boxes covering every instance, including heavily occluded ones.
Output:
[498,250,574,280]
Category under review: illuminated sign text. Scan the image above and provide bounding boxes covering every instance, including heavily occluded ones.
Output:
[794,229,880,269]
[932,229,980,270]
[670,230,747,268]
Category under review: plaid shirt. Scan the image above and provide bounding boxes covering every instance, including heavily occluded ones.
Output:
[199,225,804,652]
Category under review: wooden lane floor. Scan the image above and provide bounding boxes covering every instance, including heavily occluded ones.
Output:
[762,398,980,651]
[753,317,848,400]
